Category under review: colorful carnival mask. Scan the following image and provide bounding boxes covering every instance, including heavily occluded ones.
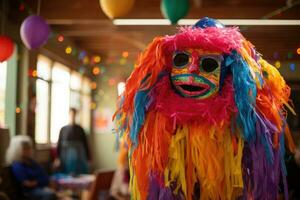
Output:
[114,17,295,200]
[171,49,223,99]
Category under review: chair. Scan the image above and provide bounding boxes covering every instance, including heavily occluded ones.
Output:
[0,166,28,200]
[0,128,10,168]
[88,170,114,200]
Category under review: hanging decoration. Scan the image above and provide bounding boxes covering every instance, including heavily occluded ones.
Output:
[0,35,14,62]
[7,0,96,71]
[57,35,64,42]
[0,0,14,62]
[99,0,135,19]
[83,56,89,65]
[92,66,101,75]
[161,0,190,24]
[122,51,129,58]
[273,52,279,59]
[79,51,87,60]
[71,48,77,56]
[287,52,293,59]
[20,15,50,49]
[28,69,37,78]
[91,81,98,90]
[15,107,21,114]
[65,46,72,54]
[119,58,127,65]
[78,66,86,74]
[108,78,116,86]
[93,55,101,63]
[275,60,281,68]
[297,47,300,55]
[19,3,25,12]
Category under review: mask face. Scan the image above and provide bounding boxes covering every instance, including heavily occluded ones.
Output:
[170,49,223,99]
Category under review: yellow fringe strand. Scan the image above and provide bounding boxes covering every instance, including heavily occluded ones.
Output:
[164,124,244,200]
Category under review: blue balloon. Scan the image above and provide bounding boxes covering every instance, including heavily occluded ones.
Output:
[194,17,224,29]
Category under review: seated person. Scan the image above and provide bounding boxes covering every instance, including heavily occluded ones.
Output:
[6,135,56,200]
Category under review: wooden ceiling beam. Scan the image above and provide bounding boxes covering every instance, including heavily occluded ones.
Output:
[20,0,300,63]
[33,0,298,19]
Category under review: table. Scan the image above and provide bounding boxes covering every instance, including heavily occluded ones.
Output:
[54,174,95,200]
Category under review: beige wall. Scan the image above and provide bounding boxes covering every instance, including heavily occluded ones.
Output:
[91,59,131,171]
[92,133,119,170]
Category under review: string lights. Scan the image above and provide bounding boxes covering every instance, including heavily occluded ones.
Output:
[65,46,72,54]
[93,56,101,63]
[297,48,300,55]
[15,107,21,114]
[92,66,101,75]
[91,81,97,90]
[122,51,129,58]
[275,61,281,68]
[57,35,64,42]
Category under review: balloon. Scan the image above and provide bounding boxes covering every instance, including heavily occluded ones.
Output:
[194,17,225,29]
[161,0,190,24]
[100,0,135,19]
[20,15,50,49]
[0,35,14,62]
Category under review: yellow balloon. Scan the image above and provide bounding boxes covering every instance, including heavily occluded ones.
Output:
[100,0,135,19]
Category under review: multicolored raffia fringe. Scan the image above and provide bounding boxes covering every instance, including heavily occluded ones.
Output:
[113,17,295,200]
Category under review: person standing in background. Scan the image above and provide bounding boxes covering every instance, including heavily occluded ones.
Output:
[54,108,91,175]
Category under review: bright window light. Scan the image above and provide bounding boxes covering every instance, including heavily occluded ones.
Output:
[51,63,70,143]
[0,61,7,128]
[117,82,125,96]
[81,78,91,133]
[35,55,52,144]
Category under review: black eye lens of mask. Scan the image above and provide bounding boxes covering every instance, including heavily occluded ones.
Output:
[201,58,219,72]
[173,53,189,68]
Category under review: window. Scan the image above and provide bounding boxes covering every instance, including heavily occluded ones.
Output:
[50,63,70,143]
[0,62,7,128]
[35,55,92,144]
[70,72,82,113]
[117,82,125,96]
[35,55,51,144]
[70,72,92,133]
[81,78,91,133]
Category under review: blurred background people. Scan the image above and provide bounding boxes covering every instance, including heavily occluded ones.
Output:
[54,108,91,175]
[6,135,56,200]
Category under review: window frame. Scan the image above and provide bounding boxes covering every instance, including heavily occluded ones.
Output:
[35,55,53,144]
[0,61,7,128]
[35,54,92,145]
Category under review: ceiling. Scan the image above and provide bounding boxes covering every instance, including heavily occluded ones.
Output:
[9,0,300,64]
